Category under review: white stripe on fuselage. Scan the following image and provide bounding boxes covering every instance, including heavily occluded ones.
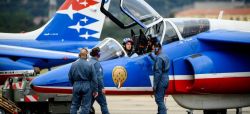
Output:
[0,44,78,57]
[34,72,250,91]
[35,86,152,91]
[172,72,250,80]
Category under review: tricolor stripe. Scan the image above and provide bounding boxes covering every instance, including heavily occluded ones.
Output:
[172,72,250,80]
[31,72,250,94]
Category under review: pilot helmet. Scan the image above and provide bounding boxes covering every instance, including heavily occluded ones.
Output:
[122,38,134,46]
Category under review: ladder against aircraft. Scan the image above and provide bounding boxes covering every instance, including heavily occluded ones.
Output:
[0,96,21,114]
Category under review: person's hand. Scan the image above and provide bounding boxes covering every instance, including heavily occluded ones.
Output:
[102,89,106,94]
[93,92,98,98]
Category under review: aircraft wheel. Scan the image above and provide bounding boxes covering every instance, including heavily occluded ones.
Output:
[89,106,95,114]
[204,109,227,114]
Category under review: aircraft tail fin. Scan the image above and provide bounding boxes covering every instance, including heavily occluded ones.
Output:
[36,0,110,41]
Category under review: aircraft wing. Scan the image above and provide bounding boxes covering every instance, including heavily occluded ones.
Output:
[0,45,78,84]
[0,44,78,60]
[197,30,250,44]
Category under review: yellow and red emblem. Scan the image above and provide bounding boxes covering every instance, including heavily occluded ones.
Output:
[112,66,127,89]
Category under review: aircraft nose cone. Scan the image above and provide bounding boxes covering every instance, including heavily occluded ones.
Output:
[31,63,72,87]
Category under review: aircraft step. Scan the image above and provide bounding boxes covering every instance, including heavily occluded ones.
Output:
[0,96,21,114]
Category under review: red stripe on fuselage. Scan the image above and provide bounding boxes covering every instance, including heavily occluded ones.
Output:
[31,86,72,94]
[171,77,250,94]
[31,85,154,95]
[31,77,250,94]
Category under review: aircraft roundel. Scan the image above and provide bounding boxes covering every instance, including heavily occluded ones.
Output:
[112,66,127,89]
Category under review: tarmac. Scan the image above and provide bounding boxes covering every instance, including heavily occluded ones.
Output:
[93,95,250,114]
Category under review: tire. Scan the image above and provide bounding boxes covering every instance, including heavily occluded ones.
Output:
[204,109,227,114]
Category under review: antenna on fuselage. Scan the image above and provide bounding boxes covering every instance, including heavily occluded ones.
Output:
[218,10,224,20]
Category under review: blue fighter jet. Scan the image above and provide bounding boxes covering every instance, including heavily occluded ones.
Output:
[31,0,250,113]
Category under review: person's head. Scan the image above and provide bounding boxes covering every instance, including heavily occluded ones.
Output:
[79,48,88,59]
[148,36,159,52]
[90,47,101,59]
[123,38,133,51]
[154,42,162,55]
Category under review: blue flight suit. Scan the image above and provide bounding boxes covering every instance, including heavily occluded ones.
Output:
[68,58,98,114]
[153,54,170,114]
[90,57,110,114]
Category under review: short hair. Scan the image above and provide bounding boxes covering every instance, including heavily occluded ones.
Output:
[90,47,100,57]
[81,48,88,52]
[79,48,88,58]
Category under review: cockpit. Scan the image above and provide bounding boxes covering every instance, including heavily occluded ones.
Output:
[100,0,165,57]
[99,0,211,58]
[101,0,177,47]
[94,38,127,61]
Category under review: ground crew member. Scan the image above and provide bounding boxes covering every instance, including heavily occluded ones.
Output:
[146,35,158,53]
[153,43,170,114]
[68,48,98,114]
[89,47,110,114]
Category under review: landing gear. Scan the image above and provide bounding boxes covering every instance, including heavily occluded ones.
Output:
[204,109,227,114]
[186,108,243,114]
[236,108,242,114]
[186,109,193,114]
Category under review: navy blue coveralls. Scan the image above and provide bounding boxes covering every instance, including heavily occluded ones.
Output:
[68,58,98,114]
[90,57,110,114]
[153,54,170,114]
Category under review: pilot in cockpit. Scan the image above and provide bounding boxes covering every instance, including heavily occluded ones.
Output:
[122,38,135,57]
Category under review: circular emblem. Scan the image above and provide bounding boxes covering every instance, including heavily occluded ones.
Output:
[112,66,127,89]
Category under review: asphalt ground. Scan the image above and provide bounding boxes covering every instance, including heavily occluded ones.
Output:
[93,95,250,114]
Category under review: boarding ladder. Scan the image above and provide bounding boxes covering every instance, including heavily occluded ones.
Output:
[0,96,21,114]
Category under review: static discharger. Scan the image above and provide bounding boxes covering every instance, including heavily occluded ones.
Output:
[112,66,127,88]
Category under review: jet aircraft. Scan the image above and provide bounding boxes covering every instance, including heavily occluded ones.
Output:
[0,0,110,84]
[31,0,250,113]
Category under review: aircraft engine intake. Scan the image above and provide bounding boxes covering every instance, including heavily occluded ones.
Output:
[185,54,215,93]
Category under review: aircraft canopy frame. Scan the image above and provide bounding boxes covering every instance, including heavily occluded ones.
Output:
[94,38,127,61]
[100,0,163,29]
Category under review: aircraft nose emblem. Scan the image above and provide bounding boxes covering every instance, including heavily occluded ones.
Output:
[112,66,127,89]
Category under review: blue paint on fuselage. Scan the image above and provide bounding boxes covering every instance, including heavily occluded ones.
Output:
[0,57,33,70]
[31,30,250,88]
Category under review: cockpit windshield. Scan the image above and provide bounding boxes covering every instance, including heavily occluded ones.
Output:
[121,0,163,28]
[94,38,127,61]
[170,18,210,38]
[100,0,163,29]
